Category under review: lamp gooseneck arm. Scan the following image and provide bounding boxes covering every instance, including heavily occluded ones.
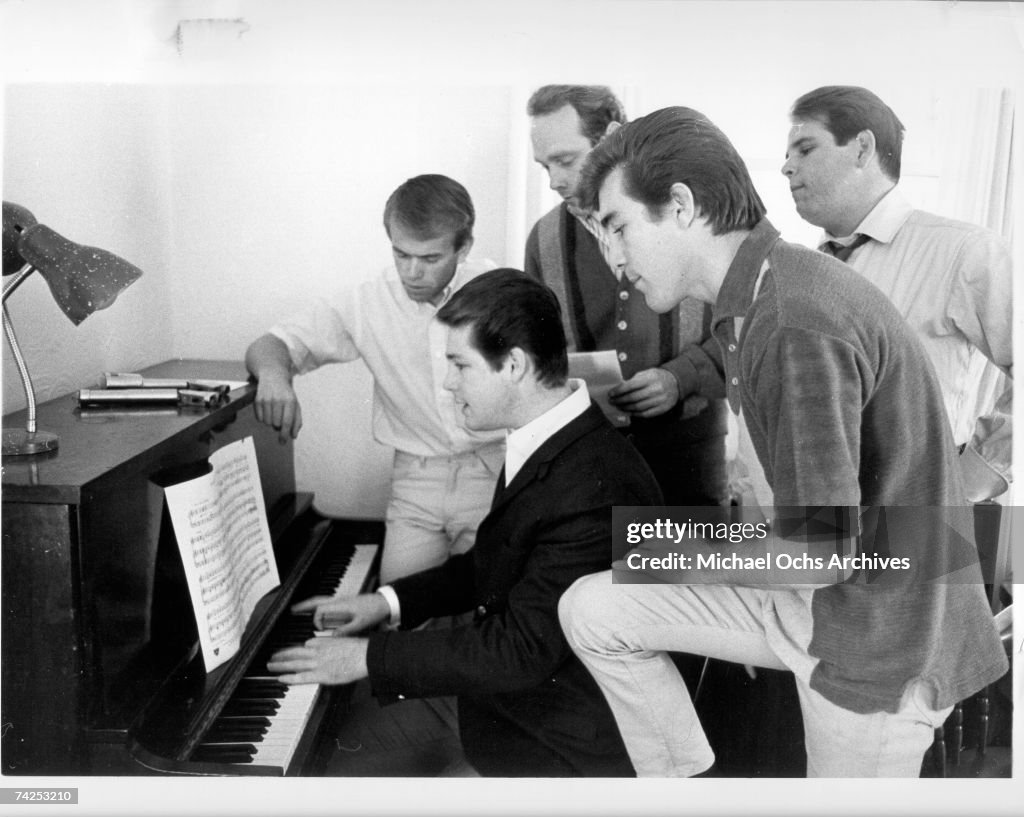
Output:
[3,264,39,434]
[2,263,35,301]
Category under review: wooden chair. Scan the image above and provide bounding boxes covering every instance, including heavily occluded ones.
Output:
[927,500,1013,776]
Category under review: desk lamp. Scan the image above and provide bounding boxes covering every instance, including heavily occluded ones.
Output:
[3,201,143,455]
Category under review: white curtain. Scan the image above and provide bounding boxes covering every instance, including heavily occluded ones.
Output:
[937,87,1015,239]
[937,87,1017,600]
[504,86,560,270]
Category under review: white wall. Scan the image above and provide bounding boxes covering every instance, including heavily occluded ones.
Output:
[3,84,175,404]
[3,80,513,517]
[3,0,1022,524]
[162,84,513,516]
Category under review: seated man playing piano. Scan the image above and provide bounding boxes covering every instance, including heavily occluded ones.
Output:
[267,269,663,776]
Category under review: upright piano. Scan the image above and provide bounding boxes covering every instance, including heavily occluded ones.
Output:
[1,359,381,775]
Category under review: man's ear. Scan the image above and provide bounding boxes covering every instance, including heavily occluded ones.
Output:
[854,129,877,169]
[668,182,696,228]
[456,235,474,263]
[504,347,530,383]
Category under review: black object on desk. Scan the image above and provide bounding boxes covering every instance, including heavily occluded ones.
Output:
[1,359,381,775]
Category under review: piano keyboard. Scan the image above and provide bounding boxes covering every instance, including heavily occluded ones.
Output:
[189,544,378,773]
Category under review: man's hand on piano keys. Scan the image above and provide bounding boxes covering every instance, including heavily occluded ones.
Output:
[266,636,370,686]
[289,593,390,634]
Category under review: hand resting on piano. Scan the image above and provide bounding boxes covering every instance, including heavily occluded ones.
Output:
[266,592,390,686]
[247,334,305,443]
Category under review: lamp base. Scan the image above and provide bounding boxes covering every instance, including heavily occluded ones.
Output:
[2,428,60,456]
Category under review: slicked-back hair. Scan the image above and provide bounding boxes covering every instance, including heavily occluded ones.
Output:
[382,174,475,250]
[791,86,905,182]
[578,106,766,235]
[527,85,627,146]
[437,269,568,388]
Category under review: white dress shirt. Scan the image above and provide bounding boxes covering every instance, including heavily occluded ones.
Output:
[821,187,1013,491]
[504,378,591,485]
[269,259,505,458]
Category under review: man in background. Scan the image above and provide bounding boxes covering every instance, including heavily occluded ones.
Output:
[268,270,662,776]
[245,174,503,584]
[525,85,728,506]
[783,85,1012,504]
[558,106,1007,777]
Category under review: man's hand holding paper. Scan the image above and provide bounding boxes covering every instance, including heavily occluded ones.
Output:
[609,367,681,418]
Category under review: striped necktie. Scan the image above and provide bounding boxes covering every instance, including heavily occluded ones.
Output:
[570,208,616,273]
[821,233,871,263]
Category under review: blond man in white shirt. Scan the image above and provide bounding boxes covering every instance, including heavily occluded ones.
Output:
[246,175,503,583]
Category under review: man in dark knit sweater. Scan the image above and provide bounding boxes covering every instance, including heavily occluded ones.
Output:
[558,106,1007,777]
[525,85,728,506]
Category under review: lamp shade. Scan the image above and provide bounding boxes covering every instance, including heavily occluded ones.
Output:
[3,201,142,325]
[2,201,38,276]
[3,200,145,457]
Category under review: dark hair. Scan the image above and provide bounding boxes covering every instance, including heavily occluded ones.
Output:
[437,269,568,388]
[790,86,905,181]
[577,106,766,235]
[527,85,627,146]
[382,174,475,250]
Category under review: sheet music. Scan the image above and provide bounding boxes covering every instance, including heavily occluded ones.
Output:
[164,436,280,672]
[568,350,629,427]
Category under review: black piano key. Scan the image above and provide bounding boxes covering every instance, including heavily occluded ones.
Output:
[212,715,273,727]
[207,719,271,734]
[233,696,288,708]
[234,681,287,693]
[191,743,258,764]
[205,728,268,742]
[204,733,266,744]
[235,680,288,696]
[206,721,269,734]
[228,696,281,706]
[220,700,280,717]
[192,743,259,753]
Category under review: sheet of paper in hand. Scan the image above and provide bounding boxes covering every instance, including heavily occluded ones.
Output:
[568,350,628,427]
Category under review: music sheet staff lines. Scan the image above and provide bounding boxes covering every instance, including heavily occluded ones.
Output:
[165,437,280,671]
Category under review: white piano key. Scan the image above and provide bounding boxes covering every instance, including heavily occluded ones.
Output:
[245,680,320,770]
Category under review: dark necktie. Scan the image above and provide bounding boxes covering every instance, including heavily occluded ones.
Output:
[821,233,871,263]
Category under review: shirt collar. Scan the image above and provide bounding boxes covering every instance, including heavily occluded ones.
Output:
[712,218,782,323]
[567,202,604,237]
[566,201,590,221]
[822,186,912,246]
[434,267,461,309]
[395,260,469,312]
[504,379,591,485]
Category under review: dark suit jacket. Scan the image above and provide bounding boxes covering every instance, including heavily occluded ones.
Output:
[364,402,663,776]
